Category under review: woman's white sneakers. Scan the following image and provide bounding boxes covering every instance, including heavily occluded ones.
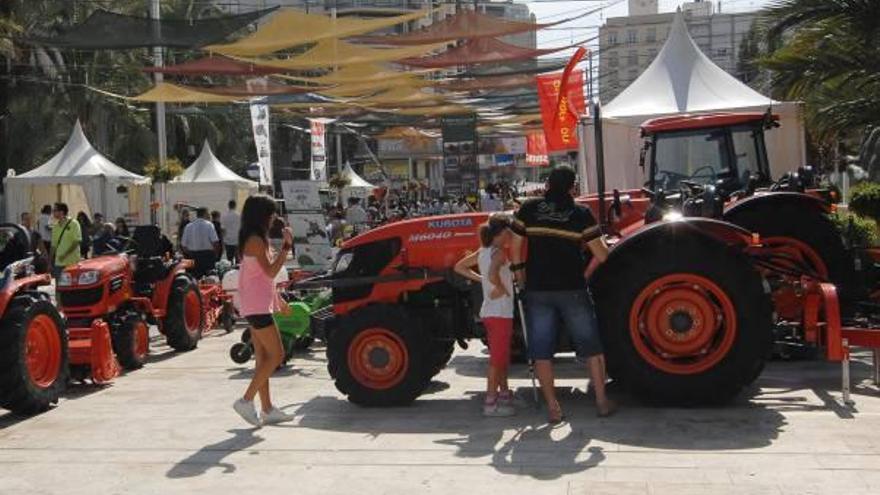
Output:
[261,406,294,425]
[233,398,261,427]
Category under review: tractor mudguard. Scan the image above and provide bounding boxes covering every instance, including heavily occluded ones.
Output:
[724,191,829,219]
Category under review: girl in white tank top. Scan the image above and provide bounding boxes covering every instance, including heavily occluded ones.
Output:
[455,214,516,417]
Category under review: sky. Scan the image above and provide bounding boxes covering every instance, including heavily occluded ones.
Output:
[525,0,773,58]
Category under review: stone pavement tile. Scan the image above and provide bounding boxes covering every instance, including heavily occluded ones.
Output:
[648,482,781,495]
[603,467,731,484]
[572,481,648,494]
[728,467,869,490]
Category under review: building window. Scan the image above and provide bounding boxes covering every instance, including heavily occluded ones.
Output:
[607,31,618,45]
[627,50,638,66]
[714,47,729,58]
[647,48,658,62]
[627,29,638,44]
[645,27,657,42]
[607,52,618,68]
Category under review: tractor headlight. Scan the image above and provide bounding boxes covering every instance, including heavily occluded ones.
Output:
[57,272,73,287]
[333,252,353,274]
[77,270,100,286]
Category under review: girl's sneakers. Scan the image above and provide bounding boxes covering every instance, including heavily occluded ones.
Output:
[483,394,516,417]
[233,398,261,427]
[261,406,294,425]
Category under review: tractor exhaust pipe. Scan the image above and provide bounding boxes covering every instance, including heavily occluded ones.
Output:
[589,99,607,232]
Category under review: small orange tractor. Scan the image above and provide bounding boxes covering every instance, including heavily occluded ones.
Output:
[57,225,211,381]
[0,224,68,415]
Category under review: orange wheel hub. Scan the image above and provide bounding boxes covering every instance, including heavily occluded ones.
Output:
[25,315,62,388]
[629,274,736,375]
[184,290,201,332]
[347,328,408,390]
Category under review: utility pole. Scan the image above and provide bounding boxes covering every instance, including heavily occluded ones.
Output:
[150,0,167,229]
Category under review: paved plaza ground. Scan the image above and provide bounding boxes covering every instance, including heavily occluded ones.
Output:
[2,324,880,495]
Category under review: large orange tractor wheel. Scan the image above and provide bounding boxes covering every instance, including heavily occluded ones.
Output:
[327,304,433,406]
[0,297,69,415]
[593,237,773,404]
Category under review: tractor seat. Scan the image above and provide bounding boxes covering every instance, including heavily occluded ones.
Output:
[134,256,172,286]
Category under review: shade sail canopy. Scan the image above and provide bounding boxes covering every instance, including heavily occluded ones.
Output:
[322,75,429,98]
[198,82,320,97]
[174,141,256,185]
[400,37,570,68]
[143,55,279,76]
[354,87,449,107]
[27,8,276,49]
[131,82,242,103]
[250,40,445,70]
[434,73,536,92]
[458,58,568,78]
[354,10,548,45]
[284,63,436,84]
[604,12,777,118]
[388,104,473,116]
[204,8,431,56]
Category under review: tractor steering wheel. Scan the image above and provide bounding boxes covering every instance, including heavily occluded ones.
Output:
[652,170,688,190]
[689,165,717,184]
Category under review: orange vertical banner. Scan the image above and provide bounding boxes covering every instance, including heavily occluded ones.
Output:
[536,69,586,152]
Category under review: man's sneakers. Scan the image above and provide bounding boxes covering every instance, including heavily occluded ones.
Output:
[261,406,294,425]
[233,398,261,427]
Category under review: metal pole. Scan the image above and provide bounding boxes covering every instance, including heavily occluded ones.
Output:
[150,0,167,230]
[577,118,590,194]
[591,100,607,231]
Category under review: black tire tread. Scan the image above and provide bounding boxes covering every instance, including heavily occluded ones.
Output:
[162,276,203,351]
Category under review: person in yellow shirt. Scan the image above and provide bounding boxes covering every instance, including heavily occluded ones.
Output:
[50,202,82,279]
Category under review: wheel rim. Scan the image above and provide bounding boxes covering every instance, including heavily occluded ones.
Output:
[347,328,409,390]
[629,273,737,375]
[25,314,62,388]
[762,236,828,319]
[134,320,149,361]
[183,289,201,332]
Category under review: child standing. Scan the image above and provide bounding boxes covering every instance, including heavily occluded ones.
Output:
[455,214,516,417]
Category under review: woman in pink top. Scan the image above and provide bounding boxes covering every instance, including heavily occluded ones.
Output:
[233,195,294,427]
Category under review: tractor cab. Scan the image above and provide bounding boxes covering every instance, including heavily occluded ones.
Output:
[0,224,32,274]
[640,112,777,197]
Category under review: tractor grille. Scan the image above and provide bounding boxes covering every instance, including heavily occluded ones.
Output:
[109,275,124,293]
[59,286,104,308]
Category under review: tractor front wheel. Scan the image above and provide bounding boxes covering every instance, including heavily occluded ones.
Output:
[112,314,150,370]
[0,298,69,415]
[593,238,773,404]
[327,305,431,406]
[163,276,204,352]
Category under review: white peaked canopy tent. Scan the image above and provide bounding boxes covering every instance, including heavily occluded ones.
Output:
[340,163,376,203]
[583,11,806,192]
[4,120,151,224]
[165,140,257,229]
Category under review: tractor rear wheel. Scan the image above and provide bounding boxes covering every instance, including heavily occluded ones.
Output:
[163,276,203,351]
[429,340,455,377]
[593,238,772,404]
[0,298,69,415]
[726,205,858,304]
[327,305,432,406]
[112,314,149,370]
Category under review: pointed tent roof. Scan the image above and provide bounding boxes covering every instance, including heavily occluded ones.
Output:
[175,141,257,186]
[341,163,375,189]
[604,11,776,118]
[18,121,148,183]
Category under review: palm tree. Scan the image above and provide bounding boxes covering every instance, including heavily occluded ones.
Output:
[759,0,880,140]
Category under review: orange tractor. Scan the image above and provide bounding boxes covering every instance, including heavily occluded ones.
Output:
[303,104,880,407]
[0,224,68,415]
[57,225,217,381]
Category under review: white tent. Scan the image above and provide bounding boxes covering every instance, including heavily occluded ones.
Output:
[4,120,152,225]
[340,163,376,203]
[583,11,807,192]
[165,140,257,231]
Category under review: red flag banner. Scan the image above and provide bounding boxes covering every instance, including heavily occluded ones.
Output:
[526,132,549,166]
[537,69,586,152]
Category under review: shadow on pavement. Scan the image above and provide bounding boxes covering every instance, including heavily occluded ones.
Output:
[166,428,263,479]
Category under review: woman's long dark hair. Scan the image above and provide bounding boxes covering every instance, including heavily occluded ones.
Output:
[239,195,277,248]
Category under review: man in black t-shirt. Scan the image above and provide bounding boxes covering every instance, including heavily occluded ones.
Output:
[510,166,615,421]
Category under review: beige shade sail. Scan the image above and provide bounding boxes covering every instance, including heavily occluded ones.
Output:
[249,39,446,70]
[353,86,449,107]
[321,75,430,98]
[385,104,472,116]
[131,82,241,103]
[281,63,438,84]
[205,8,432,56]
